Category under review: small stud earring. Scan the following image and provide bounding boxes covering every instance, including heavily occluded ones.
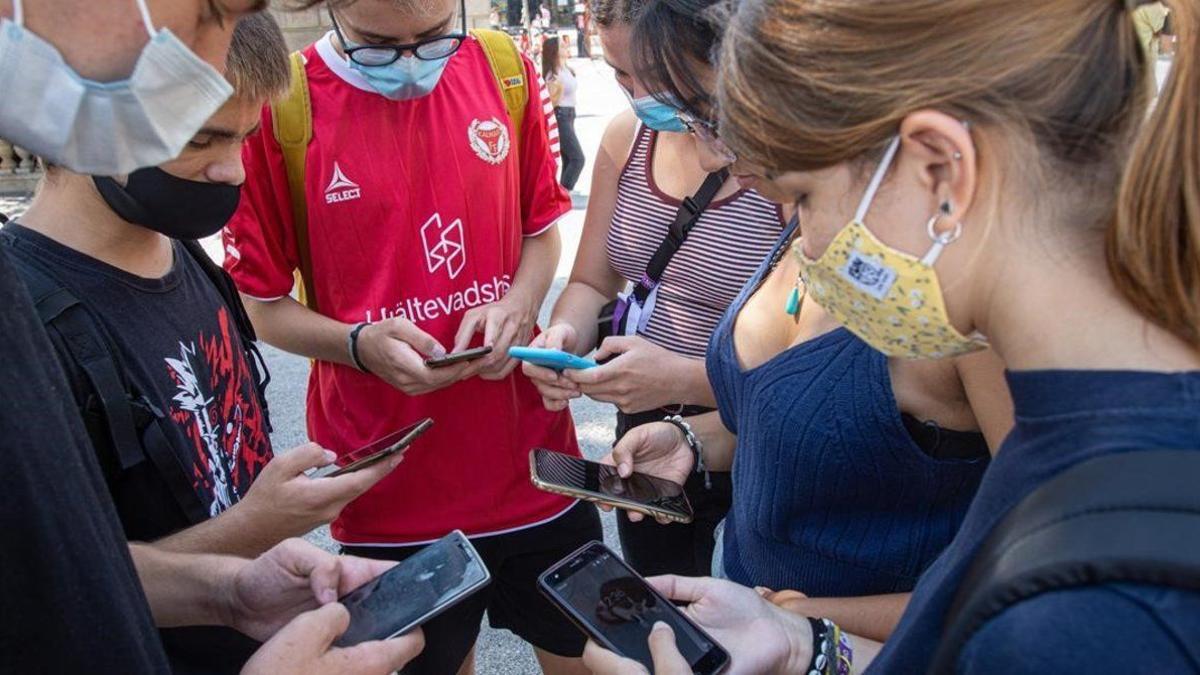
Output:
[940,200,953,216]
[952,151,963,160]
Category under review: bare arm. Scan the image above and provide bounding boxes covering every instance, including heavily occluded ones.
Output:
[131,542,239,629]
[547,110,637,354]
[764,590,910,643]
[243,295,357,366]
[152,445,404,558]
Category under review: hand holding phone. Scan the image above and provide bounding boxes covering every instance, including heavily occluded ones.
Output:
[425,346,493,369]
[539,542,730,674]
[334,530,491,647]
[529,449,693,524]
[509,346,598,371]
[308,418,433,479]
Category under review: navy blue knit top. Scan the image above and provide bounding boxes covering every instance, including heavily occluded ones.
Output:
[706,223,988,596]
[872,369,1200,673]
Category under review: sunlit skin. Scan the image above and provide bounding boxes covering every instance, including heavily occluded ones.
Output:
[0,0,267,81]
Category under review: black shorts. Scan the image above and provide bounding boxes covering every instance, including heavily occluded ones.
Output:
[342,500,602,674]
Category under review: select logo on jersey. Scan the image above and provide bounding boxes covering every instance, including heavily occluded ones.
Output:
[468,118,510,165]
[325,162,361,204]
[421,213,467,280]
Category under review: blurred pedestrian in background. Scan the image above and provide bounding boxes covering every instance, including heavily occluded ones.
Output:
[544,36,586,191]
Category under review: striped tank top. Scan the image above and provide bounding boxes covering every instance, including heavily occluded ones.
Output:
[606,126,783,358]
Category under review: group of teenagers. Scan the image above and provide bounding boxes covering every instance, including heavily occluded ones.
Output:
[1,0,1198,675]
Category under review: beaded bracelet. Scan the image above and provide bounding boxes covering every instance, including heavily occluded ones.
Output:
[662,414,711,489]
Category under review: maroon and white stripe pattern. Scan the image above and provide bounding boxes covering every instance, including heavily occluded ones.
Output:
[535,71,562,171]
[606,126,784,358]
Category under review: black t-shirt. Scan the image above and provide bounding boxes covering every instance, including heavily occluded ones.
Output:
[2,224,272,673]
[0,244,169,672]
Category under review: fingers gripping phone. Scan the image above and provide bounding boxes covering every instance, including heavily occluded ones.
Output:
[308,418,434,478]
[425,345,493,369]
[529,449,694,524]
[539,541,729,674]
[508,346,598,371]
[334,530,491,647]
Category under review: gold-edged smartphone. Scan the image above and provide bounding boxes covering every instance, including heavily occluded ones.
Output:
[529,449,693,524]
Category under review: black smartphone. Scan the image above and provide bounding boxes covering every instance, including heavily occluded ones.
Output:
[308,418,434,478]
[529,449,694,524]
[335,530,491,647]
[539,541,729,674]
[424,346,494,369]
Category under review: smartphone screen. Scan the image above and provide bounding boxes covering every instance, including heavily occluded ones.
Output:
[308,418,434,478]
[425,346,493,369]
[531,449,693,522]
[335,530,490,647]
[540,542,728,674]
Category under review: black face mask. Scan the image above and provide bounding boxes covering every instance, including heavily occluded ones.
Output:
[93,167,241,240]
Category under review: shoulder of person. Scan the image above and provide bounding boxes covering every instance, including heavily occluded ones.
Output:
[956,583,1200,674]
[600,109,640,163]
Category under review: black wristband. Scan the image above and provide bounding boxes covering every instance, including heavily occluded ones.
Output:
[348,321,371,374]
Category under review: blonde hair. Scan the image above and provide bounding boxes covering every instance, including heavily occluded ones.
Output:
[226,12,290,102]
[719,0,1200,351]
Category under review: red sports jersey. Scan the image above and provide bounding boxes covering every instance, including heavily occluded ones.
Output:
[224,34,576,545]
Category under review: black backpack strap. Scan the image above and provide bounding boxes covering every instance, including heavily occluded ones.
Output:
[930,450,1200,674]
[16,252,212,524]
[631,168,730,305]
[18,260,146,472]
[179,239,273,433]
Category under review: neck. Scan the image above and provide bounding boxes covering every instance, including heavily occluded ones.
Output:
[20,173,174,278]
[976,231,1200,373]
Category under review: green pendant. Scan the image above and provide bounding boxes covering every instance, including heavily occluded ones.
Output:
[785,285,801,316]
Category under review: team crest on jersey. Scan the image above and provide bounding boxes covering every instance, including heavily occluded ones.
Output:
[468,118,510,165]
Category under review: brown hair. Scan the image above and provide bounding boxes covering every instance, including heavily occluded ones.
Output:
[719,0,1200,351]
[542,35,562,81]
[593,0,646,28]
[226,12,291,102]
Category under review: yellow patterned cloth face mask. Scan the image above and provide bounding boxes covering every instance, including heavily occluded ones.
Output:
[792,137,987,359]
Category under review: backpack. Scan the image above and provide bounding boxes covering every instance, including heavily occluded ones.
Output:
[10,237,272,526]
[929,449,1200,673]
[272,29,529,313]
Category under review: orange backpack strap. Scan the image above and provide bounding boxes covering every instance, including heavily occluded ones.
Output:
[270,51,318,312]
[470,29,528,145]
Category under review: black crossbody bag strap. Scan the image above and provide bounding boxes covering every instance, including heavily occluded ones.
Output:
[930,450,1200,674]
[20,260,146,472]
[631,168,730,304]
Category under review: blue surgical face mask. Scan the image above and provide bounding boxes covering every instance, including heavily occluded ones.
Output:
[629,94,688,133]
[348,48,451,101]
[0,0,233,175]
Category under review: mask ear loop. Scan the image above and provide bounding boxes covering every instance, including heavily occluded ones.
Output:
[133,0,157,37]
[11,0,23,25]
[854,135,902,223]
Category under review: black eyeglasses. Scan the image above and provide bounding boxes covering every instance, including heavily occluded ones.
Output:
[330,0,468,66]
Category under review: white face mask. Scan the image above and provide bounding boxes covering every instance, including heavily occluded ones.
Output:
[0,0,233,176]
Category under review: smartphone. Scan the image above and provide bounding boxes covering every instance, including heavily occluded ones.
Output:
[539,541,729,674]
[334,530,491,647]
[508,346,598,371]
[529,449,693,524]
[308,418,434,478]
[425,345,493,369]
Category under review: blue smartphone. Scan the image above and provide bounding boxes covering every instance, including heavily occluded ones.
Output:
[508,346,598,371]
